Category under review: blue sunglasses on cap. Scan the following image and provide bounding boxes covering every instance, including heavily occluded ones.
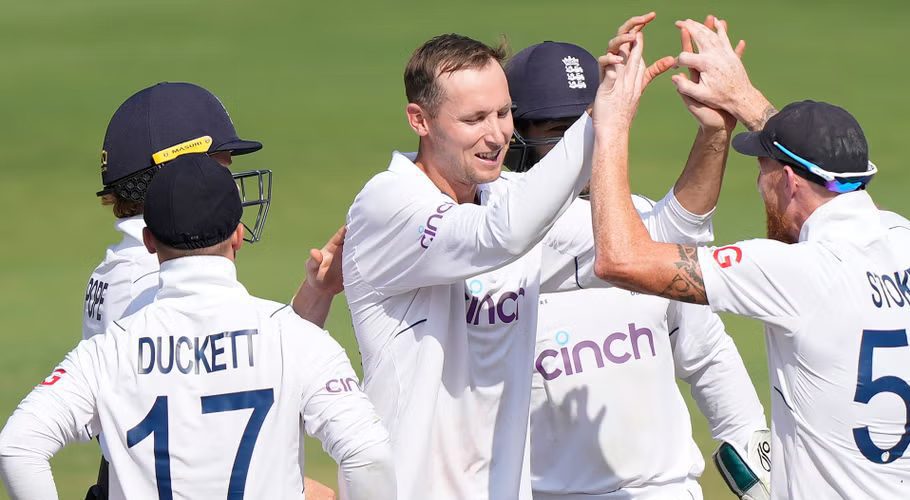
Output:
[772,141,877,193]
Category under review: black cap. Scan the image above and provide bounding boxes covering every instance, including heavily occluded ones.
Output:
[732,100,872,181]
[99,82,262,193]
[144,154,242,250]
[506,41,598,121]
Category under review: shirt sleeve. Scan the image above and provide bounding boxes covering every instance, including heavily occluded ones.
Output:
[698,238,823,331]
[668,302,766,448]
[298,331,395,500]
[540,190,715,292]
[346,114,593,296]
[0,338,103,500]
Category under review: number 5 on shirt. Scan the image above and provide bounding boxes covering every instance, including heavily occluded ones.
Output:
[853,329,910,464]
[127,388,275,500]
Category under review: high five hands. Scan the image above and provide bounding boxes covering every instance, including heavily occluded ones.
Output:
[593,12,748,130]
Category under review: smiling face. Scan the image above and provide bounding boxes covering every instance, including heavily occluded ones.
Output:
[422,60,513,188]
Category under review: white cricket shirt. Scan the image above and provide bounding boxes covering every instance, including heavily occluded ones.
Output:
[531,269,764,499]
[0,256,393,500]
[344,114,715,499]
[81,216,159,340]
[699,191,910,499]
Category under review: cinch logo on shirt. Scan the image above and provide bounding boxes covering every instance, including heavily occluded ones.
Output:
[325,377,360,393]
[535,323,656,381]
[418,202,455,249]
[464,279,526,326]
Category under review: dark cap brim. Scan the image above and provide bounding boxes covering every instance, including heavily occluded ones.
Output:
[517,103,589,121]
[731,131,771,158]
[214,139,262,156]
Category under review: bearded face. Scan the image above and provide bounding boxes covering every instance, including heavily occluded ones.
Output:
[764,200,796,244]
[757,157,797,244]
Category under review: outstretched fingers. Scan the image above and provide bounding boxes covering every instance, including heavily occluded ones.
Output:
[616,12,656,36]
[644,56,677,87]
[734,39,746,58]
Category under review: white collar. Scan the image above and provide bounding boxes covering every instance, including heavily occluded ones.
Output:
[387,151,494,204]
[114,216,147,249]
[155,255,248,301]
[798,190,882,243]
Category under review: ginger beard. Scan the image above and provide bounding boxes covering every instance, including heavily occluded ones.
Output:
[757,158,797,244]
[764,201,794,244]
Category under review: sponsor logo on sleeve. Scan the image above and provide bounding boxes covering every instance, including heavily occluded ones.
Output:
[418,202,454,249]
[40,368,66,386]
[325,377,360,393]
[713,245,743,269]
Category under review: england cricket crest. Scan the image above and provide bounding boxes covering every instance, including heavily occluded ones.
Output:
[562,56,587,89]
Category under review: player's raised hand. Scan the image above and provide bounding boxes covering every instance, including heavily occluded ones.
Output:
[595,31,671,128]
[673,16,745,132]
[673,16,754,119]
[603,12,676,89]
[306,225,346,295]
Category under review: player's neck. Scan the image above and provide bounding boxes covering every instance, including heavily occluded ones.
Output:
[414,151,478,204]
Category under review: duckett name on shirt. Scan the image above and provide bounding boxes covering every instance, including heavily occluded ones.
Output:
[137,329,258,375]
[465,287,526,325]
[535,323,656,381]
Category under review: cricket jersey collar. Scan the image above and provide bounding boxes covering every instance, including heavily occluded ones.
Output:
[798,190,882,243]
[114,215,147,248]
[156,255,248,300]
[388,150,494,204]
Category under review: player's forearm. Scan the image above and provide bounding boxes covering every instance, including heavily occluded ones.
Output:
[292,281,334,328]
[500,113,594,255]
[672,126,731,215]
[732,87,776,132]
[591,124,653,282]
[0,415,60,500]
[338,442,396,500]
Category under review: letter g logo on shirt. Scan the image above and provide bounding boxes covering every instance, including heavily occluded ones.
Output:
[713,246,743,269]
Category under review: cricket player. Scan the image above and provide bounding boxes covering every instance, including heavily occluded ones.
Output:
[343,24,731,499]
[506,37,769,499]
[589,18,910,499]
[0,154,395,500]
[84,81,340,499]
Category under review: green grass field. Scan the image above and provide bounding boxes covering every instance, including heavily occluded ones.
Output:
[2,0,908,497]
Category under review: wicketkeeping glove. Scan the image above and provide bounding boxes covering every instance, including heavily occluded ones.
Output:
[713,429,771,500]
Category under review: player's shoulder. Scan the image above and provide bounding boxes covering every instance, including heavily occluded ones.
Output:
[252,297,336,340]
[704,237,829,280]
[353,153,435,207]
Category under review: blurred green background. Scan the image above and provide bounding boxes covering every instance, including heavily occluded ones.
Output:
[2,0,908,497]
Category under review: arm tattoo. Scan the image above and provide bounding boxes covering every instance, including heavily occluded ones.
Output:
[748,104,778,132]
[658,245,708,304]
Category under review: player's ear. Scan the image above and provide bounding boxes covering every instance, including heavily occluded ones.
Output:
[142,227,158,255]
[781,165,800,201]
[231,223,245,251]
[406,103,431,137]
